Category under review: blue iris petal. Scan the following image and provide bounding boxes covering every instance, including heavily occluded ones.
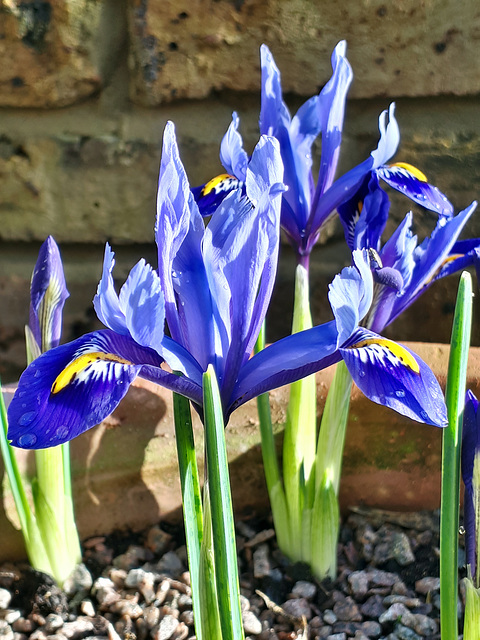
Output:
[377,164,454,218]
[29,236,69,352]
[7,331,164,448]
[340,327,447,428]
[328,250,373,346]
[220,112,249,180]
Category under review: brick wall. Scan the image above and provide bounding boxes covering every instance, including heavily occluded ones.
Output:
[0,0,479,379]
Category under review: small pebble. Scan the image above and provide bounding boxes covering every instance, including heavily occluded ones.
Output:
[414,577,440,594]
[155,552,184,577]
[0,591,11,611]
[243,610,262,635]
[253,545,271,579]
[291,581,316,600]
[154,615,179,640]
[323,610,337,625]
[280,598,311,620]
[146,527,173,555]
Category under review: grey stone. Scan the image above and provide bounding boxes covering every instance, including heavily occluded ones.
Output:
[393,624,421,640]
[0,590,12,610]
[242,610,262,635]
[414,577,440,594]
[348,571,369,599]
[153,615,178,640]
[59,619,95,640]
[281,598,311,620]
[62,565,93,597]
[155,552,184,578]
[43,614,64,634]
[291,581,317,600]
[333,597,363,622]
[323,610,337,625]
[253,544,271,579]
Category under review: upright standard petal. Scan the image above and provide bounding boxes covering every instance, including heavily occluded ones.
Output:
[29,236,69,352]
[328,250,373,347]
[219,112,248,180]
[316,40,353,196]
[340,327,447,428]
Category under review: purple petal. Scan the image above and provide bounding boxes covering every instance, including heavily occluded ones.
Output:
[371,104,400,169]
[220,112,249,180]
[93,244,129,336]
[340,327,447,428]
[377,163,454,218]
[191,175,243,218]
[29,236,69,352]
[328,250,373,346]
[7,331,165,449]
[316,40,353,196]
[389,202,477,323]
[230,321,340,415]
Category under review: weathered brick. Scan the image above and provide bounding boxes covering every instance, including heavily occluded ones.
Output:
[0,0,101,107]
[127,0,480,105]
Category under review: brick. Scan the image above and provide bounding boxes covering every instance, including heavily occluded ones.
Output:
[127,0,480,105]
[0,0,101,107]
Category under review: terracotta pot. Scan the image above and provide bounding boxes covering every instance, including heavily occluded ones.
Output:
[1,342,479,564]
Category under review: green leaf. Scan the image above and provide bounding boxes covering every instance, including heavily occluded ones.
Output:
[173,392,204,639]
[203,365,244,640]
[199,482,223,639]
[440,271,473,640]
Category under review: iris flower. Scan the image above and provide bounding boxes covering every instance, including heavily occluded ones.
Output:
[193,43,452,266]
[461,390,480,639]
[27,236,69,359]
[339,174,479,334]
[8,124,447,450]
[463,390,480,584]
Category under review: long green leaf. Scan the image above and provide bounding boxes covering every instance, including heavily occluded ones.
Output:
[173,393,204,640]
[203,365,244,640]
[254,324,290,554]
[440,271,473,640]
[282,264,316,562]
[199,481,223,639]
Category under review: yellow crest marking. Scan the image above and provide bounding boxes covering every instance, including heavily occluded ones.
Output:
[201,173,236,196]
[350,337,420,374]
[51,352,133,394]
[390,162,428,183]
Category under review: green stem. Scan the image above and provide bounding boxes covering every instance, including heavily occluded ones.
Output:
[254,324,290,554]
[440,271,472,640]
[315,360,353,497]
[203,365,244,640]
[282,264,317,562]
[173,393,204,640]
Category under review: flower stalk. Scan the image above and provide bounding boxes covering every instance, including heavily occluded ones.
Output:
[440,271,473,640]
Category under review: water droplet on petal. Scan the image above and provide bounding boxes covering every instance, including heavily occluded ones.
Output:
[395,389,406,398]
[55,425,69,441]
[421,410,428,420]
[359,370,366,378]
[34,369,42,378]
[17,433,37,447]
[17,390,26,398]
[19,411,36,427]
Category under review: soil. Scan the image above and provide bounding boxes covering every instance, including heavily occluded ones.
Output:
[0,507,464,640]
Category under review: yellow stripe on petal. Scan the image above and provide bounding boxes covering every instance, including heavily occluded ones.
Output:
[201,173,237,196]
[348,337,420,374]
[390,162,428,182]
[51,352,133,394]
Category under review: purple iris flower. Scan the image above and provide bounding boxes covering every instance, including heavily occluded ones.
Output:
[28,236,69,355]
[462,390,480,585]
[193,44,452,265]
[341,175,479,334]
[8,124,448,450]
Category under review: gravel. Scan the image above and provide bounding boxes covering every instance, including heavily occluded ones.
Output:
[0,507,463,639]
